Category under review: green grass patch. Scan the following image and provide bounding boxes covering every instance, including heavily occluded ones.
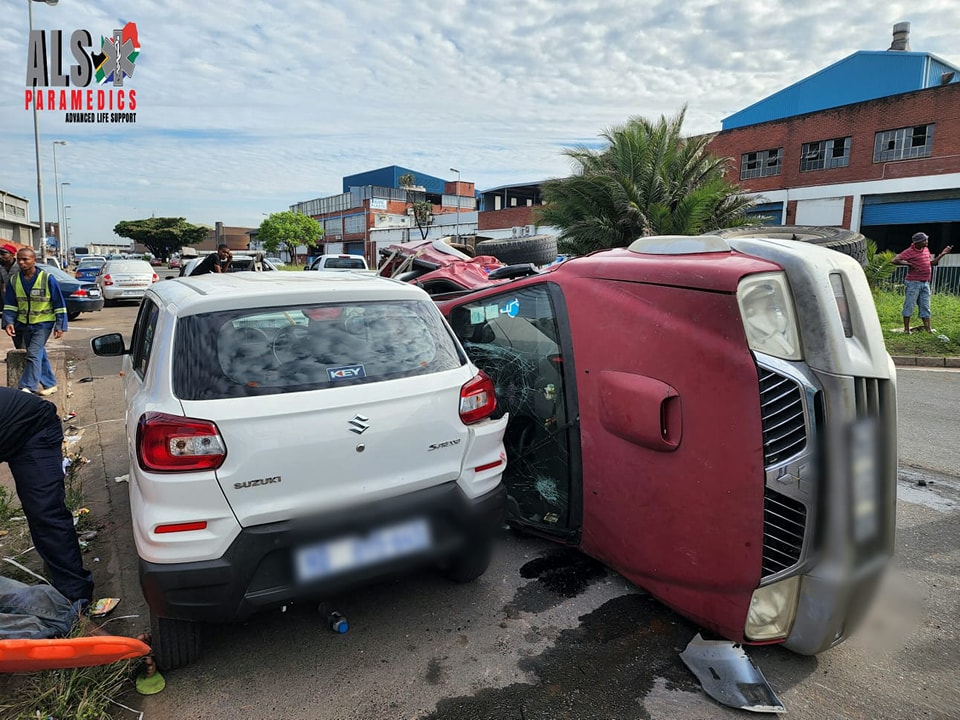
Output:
[873,290,960,356]
[0,642,138,720]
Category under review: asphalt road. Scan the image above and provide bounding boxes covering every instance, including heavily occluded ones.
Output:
[44,303,960,720]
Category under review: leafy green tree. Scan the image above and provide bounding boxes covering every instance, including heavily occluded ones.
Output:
[113,217,208,260]
[398,173,432,241]
[538,107,757,255]
[258,211,323,262]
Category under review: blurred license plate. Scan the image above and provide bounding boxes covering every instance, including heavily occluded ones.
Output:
[295,518,431,582]
[850,418,879,542]
[88,289,101,297]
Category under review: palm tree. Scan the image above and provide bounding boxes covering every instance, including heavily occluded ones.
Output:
[538,107,757,255]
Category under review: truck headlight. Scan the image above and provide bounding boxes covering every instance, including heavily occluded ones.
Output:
[737,272,802,361]
[745,575,801,641]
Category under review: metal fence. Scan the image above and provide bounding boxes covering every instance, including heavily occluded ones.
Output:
[887,256,960,295]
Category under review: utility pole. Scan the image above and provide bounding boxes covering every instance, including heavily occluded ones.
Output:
[449,167,461,240]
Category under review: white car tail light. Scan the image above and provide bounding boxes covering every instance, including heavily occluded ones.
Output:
[137,412,227,472]
[459,371,497,424]
[102,274,114,286]
[152,273,159,283]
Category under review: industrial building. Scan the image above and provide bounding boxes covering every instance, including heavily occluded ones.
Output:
[705,22,960,255]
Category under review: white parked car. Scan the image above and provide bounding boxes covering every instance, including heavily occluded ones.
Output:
[95,259,158,303]
[91,272,508,669]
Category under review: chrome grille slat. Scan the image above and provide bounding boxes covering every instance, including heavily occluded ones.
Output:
[758,368,807,466]
[762,487,807,575]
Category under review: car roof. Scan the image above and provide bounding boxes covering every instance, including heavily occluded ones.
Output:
[148,270,427,316]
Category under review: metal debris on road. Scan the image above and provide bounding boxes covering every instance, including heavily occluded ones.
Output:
[679,632,786,713]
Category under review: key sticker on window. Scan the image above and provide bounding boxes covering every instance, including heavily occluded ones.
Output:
[327,364,366,381]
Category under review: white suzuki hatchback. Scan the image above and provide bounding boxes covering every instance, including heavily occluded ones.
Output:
[92,271,508,669]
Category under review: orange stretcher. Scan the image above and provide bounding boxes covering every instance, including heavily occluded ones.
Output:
[0,635,151,672]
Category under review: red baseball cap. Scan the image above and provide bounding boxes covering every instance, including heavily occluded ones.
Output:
[0,243,18,255]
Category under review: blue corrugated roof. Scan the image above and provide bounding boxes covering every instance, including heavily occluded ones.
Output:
[342,165,449,195]
[722,51,960,130]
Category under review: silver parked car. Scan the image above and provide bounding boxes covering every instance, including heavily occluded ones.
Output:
[95,259,158,303]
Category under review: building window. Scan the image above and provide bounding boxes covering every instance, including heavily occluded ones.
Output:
[873,124,934,162]
[741,148,782,179]
[800,137,851,171]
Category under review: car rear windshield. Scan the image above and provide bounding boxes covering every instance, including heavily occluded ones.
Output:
[172,299,466,400]
[323,257,365,269]
[107,261,153,274]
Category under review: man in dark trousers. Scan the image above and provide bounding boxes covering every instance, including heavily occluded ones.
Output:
[0,386,93,609]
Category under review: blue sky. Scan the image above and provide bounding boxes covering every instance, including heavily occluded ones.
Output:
[2,0,959,247]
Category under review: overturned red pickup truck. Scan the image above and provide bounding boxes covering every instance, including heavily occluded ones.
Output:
[385,229,896,655]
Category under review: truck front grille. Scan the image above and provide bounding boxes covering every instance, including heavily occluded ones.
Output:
[762,487,807,575]
[759,368,807,465]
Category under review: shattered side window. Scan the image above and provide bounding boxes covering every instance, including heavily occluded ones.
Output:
[450,284,574,530]
[173,300,463,400]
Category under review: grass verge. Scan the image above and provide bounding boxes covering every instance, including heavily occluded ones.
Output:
[873,290,960,357]
[0,447,139,720]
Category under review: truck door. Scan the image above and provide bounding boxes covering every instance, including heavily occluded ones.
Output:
[447,282,580,539]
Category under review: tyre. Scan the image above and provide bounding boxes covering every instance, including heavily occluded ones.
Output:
[476,235,558,266]
[150,613,201,670]
[67,311,80,321]
[709,225,867,266]
[440,539,493,584]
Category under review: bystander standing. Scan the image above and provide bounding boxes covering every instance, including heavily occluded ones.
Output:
[2,248,67,394]
[892,232,953,333]
[0,243,18,298]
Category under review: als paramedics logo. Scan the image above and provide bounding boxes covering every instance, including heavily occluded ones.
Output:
[24,21,140,125]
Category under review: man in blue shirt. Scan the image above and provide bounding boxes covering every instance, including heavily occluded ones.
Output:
[2,248,67,395]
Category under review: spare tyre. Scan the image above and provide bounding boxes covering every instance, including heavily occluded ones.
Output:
[708,225,867,266]
[475,235,558,267]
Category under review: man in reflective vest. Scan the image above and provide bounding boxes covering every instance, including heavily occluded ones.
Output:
[2,248,67,395]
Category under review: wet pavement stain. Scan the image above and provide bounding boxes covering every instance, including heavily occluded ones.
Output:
[422,593,704,720]
[505,548,610,616]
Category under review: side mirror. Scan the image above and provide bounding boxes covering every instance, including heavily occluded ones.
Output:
[91,333,129,356]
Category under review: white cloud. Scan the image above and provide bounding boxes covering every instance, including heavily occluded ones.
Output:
[1,0,957,246]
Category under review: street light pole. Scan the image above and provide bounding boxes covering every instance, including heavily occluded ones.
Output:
[28,0,60,254]
[62,204,71,259]
[60,183,70,260]
[449,167,461,240]
[52,140,66,262]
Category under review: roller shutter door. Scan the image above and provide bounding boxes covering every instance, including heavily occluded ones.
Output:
[861,199,960,225]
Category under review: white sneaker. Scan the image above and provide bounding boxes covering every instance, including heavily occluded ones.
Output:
[39,386,58,396]
[21,387,35,394]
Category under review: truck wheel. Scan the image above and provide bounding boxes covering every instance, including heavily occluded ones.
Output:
[441,539,493,583]
[150,613,201,670]
[476,235,558,266]
[709,226,867,266]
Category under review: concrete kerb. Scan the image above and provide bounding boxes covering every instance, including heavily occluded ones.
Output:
[891,355,960,368]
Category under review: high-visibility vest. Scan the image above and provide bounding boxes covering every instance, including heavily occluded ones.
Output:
[11,270,56,324]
